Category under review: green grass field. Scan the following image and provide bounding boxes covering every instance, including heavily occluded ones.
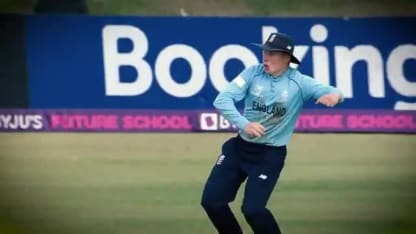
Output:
[0,133,415,234]
[1,0,416,16]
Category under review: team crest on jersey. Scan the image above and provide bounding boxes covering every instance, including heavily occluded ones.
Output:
[250,85,264,97]
[281,90,288,101]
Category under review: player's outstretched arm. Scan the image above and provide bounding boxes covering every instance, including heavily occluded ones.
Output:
[301,75,344,107]
[315,93,342,107]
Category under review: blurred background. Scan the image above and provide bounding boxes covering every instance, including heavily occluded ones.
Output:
[0,0,416,16]
[1,1,416,234]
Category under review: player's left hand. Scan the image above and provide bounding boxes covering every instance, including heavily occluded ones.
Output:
[315,93,341,107]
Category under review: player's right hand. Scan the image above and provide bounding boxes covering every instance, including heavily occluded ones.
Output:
[244,122,265,138]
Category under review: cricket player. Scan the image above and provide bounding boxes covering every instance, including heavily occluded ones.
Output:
[201,32,343,234]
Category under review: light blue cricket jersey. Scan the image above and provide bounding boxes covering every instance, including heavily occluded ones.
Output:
[213,64,343,146]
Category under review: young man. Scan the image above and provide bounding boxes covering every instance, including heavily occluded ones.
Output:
[201,32,343,234]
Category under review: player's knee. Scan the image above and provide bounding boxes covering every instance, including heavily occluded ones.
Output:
[241,205,265,220]
[201,186,224,209]
[201,194,217,210]
[201,194,229,212]
[201,197,221,209]
[200,198,210,209]
[201,200,226,217]
[201,190,212,207]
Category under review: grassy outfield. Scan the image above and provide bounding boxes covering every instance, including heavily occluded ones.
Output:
[1,0,415,16]
[0,133,415,234]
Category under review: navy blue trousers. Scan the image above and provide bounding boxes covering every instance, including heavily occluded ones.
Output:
[201,135,287,234]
